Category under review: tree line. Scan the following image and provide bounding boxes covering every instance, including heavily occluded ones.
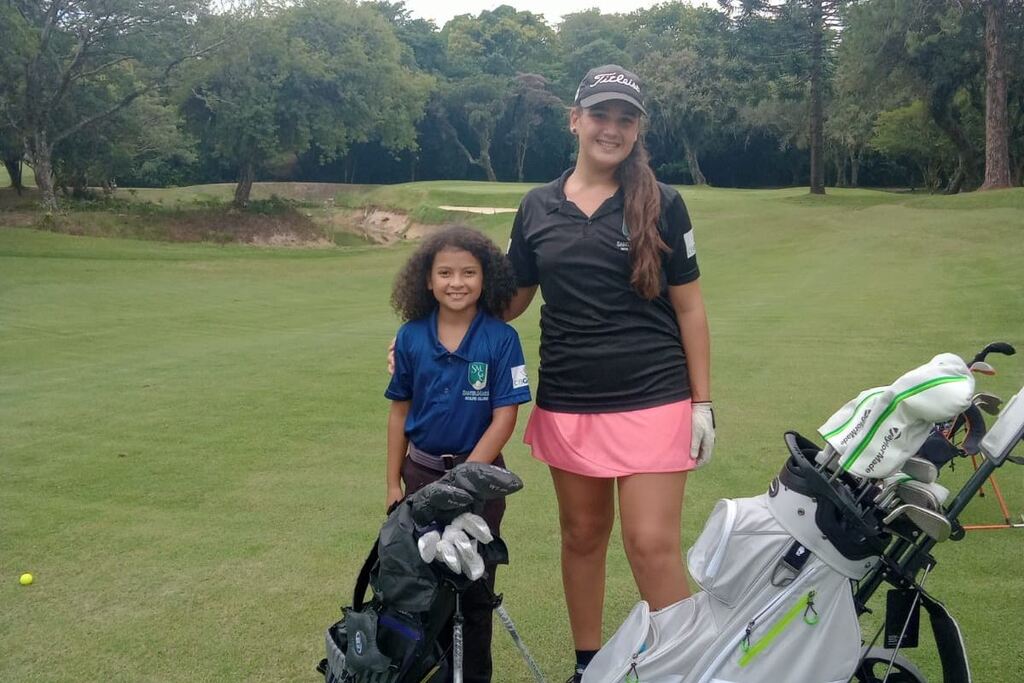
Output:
[1,0,1021,211]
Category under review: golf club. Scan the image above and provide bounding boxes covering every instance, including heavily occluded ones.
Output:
[883,504,951,543]
[973,392,1003,416]
[894,480,946,513]
[971,341,1016,365]
[899,457,938,484]
[969,361,996,375]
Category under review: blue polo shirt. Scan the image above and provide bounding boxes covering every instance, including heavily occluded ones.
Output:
[385,309,532,455]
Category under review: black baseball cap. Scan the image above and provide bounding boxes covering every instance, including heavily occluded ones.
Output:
[573,65,647,115]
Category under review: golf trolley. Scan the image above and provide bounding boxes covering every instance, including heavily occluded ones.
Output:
[585,346,1024,683]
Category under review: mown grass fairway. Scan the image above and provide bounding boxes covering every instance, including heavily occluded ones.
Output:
[2,184,1023,682]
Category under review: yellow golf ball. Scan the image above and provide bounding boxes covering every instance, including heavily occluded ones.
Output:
[19,573,33,586]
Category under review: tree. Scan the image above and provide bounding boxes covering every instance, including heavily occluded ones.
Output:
[442,5,559,79]
[557,10,631,97]
[184,2,432,207]
[840,1,986,193]
[366,1,446,74]
[975,0,1013,189]
[871,101,957,191]
[431,76,512,182]
[504,74,564,182]
[720,0,845,194]
[2,0,217,210]
[52,93,195,193]
[632,5,737,185]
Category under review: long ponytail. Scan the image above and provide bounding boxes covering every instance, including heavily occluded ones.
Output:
[616,139,668,300]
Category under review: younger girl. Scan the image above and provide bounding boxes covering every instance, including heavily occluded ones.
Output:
[385,225,531,683]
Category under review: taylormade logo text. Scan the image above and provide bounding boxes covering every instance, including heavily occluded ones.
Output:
[840,409,871,446]
[591,72,641,93]
[865,427,902,474]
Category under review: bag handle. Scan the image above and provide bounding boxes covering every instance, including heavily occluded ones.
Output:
[353,538,379,611]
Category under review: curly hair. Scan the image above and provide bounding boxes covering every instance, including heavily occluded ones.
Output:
[391,225,518,321]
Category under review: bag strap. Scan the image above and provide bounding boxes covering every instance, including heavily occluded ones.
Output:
[353,538,380,611]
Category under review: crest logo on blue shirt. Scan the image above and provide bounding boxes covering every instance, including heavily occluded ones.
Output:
[468,362,488,390]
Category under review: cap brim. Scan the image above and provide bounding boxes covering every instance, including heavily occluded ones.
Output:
[577,91,647,116]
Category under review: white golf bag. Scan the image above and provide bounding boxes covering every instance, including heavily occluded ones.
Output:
[584,354,977,683]
[583,477,876,683]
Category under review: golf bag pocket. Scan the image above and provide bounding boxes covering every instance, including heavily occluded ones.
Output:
[321,605,448,683]
[687,497,793,608]
[693,566,861,683]
[323,621,349,683]
[583,592,718,683]
[342,607,394,677]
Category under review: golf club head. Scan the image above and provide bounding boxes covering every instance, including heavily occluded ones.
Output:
[894,480,944,512]
[969,361,996,376]
[973,392,1004,416]
[983,341,1016,357]
[884,504,951,542]
[973,341,1016,365]
[900,456,938,484]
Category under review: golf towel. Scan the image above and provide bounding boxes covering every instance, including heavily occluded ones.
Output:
[818,353,974,479]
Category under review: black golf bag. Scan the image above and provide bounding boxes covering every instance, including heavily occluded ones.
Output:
[317,463,522,683]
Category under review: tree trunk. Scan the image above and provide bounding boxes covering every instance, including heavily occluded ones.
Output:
[929,95,978,193]
[808,0,826,195]
[682,138,707,185]
[980,0,1011,190]
[516,139,528,183]
[850,149,862,188]
[834,150,847,188]
[477,150,497,182]
[945,160,965,195]
[3,158,23,194]
[27,131,58,211]
[234,161,255,208]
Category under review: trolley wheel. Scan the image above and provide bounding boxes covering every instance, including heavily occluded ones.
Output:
[851,646,928,683]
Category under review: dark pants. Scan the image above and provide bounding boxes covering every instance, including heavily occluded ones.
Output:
[401,455,507,683]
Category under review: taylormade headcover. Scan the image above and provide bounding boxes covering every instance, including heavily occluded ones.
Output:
[818,353,974,479]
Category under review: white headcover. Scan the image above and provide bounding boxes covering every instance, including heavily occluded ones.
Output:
[818,353,974,479]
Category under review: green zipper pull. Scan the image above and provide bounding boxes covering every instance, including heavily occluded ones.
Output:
[625,658,640,682]
[740,621,754,653]
[803,590,820,626]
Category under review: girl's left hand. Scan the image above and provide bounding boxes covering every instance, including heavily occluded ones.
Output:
[691,402,716,468]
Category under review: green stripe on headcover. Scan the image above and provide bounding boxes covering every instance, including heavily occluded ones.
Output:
[822,390,885,439]
[840,375,969,471]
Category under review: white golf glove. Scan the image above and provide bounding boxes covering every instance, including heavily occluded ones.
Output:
[691,401,716,469]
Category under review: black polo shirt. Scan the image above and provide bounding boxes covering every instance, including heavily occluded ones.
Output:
[507,169,700,413]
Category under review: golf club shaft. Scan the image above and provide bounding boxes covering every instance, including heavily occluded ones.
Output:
[496,604,547,683]
[453,595,464,683]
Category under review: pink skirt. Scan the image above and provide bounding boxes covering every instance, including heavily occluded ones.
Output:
[524,400,695,478]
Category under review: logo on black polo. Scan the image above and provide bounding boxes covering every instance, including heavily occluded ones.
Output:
[616,216,630,252]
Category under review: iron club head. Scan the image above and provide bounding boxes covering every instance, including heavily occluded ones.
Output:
[973,392,1004,416]
[883,504,951,543]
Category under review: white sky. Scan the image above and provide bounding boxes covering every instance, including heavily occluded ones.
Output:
[400,1,710,27]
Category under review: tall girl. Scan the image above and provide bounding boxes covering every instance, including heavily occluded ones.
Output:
[504,65,714,682]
